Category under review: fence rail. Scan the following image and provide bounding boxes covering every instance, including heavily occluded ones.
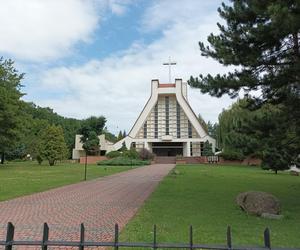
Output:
[0,222,299,250]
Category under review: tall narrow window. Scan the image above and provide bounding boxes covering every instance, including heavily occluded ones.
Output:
[200,142,204,156]
[143,121,147,139]
[165,96,169,135]
[176,101,181,138]
[190,142,193,156]
[154,103,158,138]
[188,121,192,138]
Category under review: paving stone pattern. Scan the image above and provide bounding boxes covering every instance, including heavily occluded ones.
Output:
[0,164,175,249]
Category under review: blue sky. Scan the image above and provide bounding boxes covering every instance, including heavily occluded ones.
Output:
[0,0,234,134]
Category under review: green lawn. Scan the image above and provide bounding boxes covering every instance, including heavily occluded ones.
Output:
[121,165,300,248]
[0,161,133,201]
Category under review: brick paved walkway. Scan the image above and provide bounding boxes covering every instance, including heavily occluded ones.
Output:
[0,164,174,249]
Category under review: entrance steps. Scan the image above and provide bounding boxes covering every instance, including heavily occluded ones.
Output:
[154,156,176,164]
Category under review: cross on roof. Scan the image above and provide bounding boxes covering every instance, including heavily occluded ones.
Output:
[163,56,176,83]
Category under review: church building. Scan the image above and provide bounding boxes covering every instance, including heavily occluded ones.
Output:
[72,78,216,159]
[113,79,216,157]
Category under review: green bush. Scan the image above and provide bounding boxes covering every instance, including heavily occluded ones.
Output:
[220,149,245,161]
[123,148,139,159]
[139,148,154,160]
[98,156,150,166]
[106,150,121,158]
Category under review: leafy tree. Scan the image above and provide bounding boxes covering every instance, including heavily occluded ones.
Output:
[81,131,100,155]
[79,116,105,157]
[23,102,82,157]
[103,128,117,143]
[217,98,298,171]
[189,1,300,171]
[202,140,214,156]
[0,58,24,164]
[39,125,68,166]
[79,116,106,138]
[207,121,218,139]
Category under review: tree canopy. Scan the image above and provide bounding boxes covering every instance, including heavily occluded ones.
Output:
[0,58,116,163]
[79,116,106,155]
[0,58,24,163]
[189,1,300,109]
[189,1,300,172]
[38,125,68,166]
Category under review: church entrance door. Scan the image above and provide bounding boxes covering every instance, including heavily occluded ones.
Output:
[152,142,183,156]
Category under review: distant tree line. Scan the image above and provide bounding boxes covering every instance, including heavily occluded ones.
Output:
[0,57,117,165]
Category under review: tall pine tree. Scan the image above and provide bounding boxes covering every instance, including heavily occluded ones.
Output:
[189,1,300,172]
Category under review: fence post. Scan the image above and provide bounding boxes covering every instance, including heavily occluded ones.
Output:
[153,225,157,250]
[5,222,14,250]
[189,225,193,250]
[42,223,49,250]
[264,228,271,249]
[226,226,232,250]
[114,223,119,250]
[79,223,85,250]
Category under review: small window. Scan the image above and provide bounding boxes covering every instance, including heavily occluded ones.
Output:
[165,96,169,135]
[176,102,180,138]
[143,121,147,139]
[200,142,204,156]
[188,121,192,138]
[154,103,158,138]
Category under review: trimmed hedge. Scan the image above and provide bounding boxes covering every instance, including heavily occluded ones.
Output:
[97,156,150,166]
[106,150,121,158]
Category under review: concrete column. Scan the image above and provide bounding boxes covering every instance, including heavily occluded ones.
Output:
[144,142,151,151]
[186,141,191,157]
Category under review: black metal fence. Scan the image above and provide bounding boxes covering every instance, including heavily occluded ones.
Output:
[0,222,299,250]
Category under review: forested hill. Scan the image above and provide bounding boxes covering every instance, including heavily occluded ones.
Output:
[7,101,116,160]
[22,102,83,155]
[0,58,118,162]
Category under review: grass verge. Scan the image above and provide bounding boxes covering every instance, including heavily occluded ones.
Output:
[0,161,134,201]
[120,164,300,248]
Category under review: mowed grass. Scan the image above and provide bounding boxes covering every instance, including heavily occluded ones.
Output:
[0,161,133,201]
[121,165,300,248]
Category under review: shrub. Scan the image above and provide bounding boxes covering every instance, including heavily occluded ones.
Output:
[97,156,150,166]
[123,148,139,159]
[139,148,154,160]
[36,155,43,165]
[106,150,121,158]
[220,149,245,161]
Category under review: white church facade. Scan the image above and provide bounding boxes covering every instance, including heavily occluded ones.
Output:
[113,78,216,157]
[73,78,216,159]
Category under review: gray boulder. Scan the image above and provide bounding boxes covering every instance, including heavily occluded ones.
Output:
[236,191,281,216]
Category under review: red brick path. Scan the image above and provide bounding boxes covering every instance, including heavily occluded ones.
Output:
[0,164,175,249]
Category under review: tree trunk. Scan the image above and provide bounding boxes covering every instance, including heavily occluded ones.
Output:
[0,152,4,164]
[49,159,55,166]
[275,169,278,175]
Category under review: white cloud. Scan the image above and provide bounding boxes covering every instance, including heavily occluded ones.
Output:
[141,0,223,32]
[33,0,235,134]
[0,0,132,61]
[108,0,136,15]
